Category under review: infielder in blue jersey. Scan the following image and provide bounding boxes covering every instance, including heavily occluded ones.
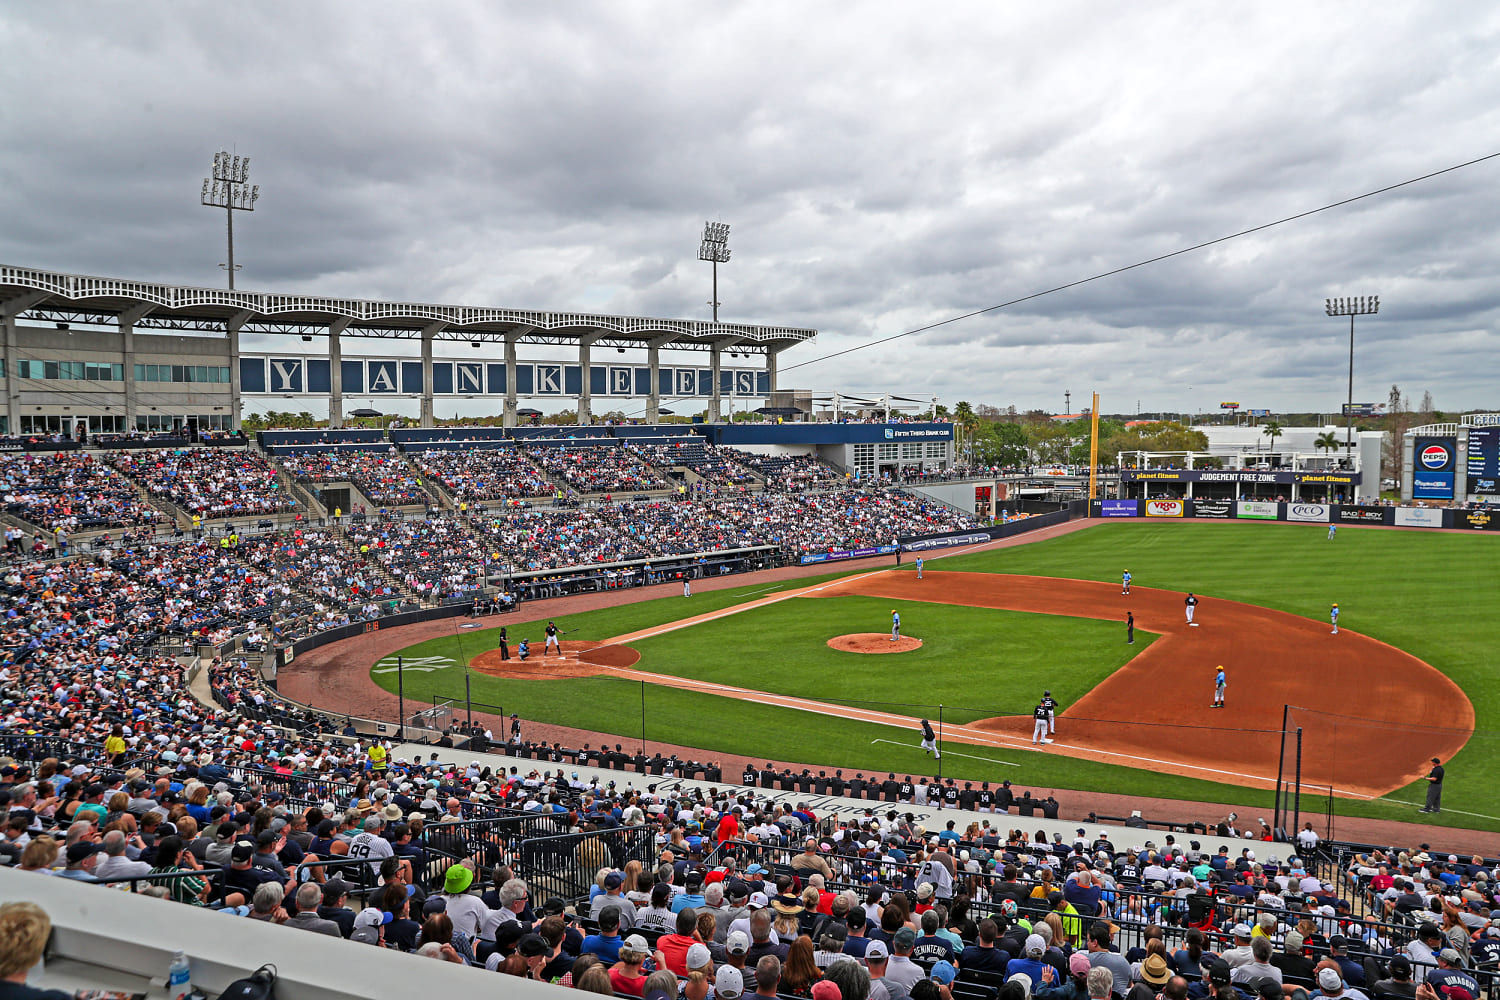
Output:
[1330,603,1339,634]
[1122,569,1132,595]
[1212,665,1226,708]
[891,609,901,641]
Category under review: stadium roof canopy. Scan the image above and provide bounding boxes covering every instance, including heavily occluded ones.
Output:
[0,264,817,353]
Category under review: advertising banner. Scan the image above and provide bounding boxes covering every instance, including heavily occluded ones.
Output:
[901,533,992,553]
[1099,500,1139,518]
[1286,503,1330,523]
[1190,500,1234,519]
[1144,499,1184,517]
[800,544,899,565]
[1335,505,1391,525]
[1451,509,1500,531]
[1237,501,1280,520]
[1393,507,1444,528]
[1413,472,1455,500]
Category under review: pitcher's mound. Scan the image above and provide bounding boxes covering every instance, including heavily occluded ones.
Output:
[828,633,923,654]
[471,640,640,679]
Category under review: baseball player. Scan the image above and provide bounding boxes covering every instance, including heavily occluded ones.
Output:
[1042,690,1058,735]
[1212,665,1226,708]
[1126,611,1135,644]
[1330,603,1339,635]
[891,609,901,641]
[1184,592,1199,626]
[1031,701,1052,745]
[1327,523,1337,541]
[919,718,940,758]
[517,638,530,661]
[916,556,924,580]
[1122,569,1132,595]
[683,574,692,597]
[544,620,560,655]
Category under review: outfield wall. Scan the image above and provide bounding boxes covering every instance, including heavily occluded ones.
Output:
[1092,499,1498,530]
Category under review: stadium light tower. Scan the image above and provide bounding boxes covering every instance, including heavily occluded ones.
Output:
[698,221,731,322]
[201,151,260,289]
[1324,295,1379,458]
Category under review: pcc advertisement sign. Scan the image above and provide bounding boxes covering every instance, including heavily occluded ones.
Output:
[1286,503,1330,523]
[1099,500,1139,518]
[1393,507,1444,528]
[1237,501,1279,520]
[1145,499,1184,517]
[1335,505,1390,525]
[1191,500,1234,519]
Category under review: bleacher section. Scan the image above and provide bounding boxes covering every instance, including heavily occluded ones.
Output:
[271,446,429,507]
[113,447,295,519]
[410,445,562,504]
[723,447,847,491]
[0,451,169,532]
[523,440,672,494]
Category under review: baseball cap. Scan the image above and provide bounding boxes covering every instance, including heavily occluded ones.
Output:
[1007,973,1033,998]
[1232,922,1253,937]
[931,962,957,986]
[422,897,448,916]
[1069,953,1092,976]
[894,927,917,950]
[66,842,103,863]
[726,930,750,955]
[230,842,255,862]
[1025,933,1046,957]
[1318,968,1343,992]
[686,943,712,969]
[517,933,550,958]
[603,872,624,890]
[864,940,889,961]
[354,906,390,929]
[350,926,381,945]
[717,967,745,999]
[1284,931,1304,952]
[1257,981,1282,1000]
[1208,961,1232,985]
[624,934,650,953]
[1440,949,1463,965]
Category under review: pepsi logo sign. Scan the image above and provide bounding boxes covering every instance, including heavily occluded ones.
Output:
[1420,444,1450,470]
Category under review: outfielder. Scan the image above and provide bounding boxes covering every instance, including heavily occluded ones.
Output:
[891,609,901,641]
[1184,592,1199,626]
[919,718,940,758]
[1042,689,1058,735]
[1212,665,1226,708]
[544,620,560,654]
[1122,569,1132,595]
[1327,523,1337,541]
[1330,603,1339,635]
[916,557,924,580]
[1031,702,1052,745]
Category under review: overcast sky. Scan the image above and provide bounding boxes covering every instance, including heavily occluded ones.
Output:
[3,2,1500,418]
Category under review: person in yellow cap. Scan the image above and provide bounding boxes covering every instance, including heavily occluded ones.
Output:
[891,609,901,641]
[1330,603,1339,635]
[1122,569,1132,595]
[1213,666,1226,708]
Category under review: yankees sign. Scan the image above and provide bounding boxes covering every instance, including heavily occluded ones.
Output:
[239,356,772,398]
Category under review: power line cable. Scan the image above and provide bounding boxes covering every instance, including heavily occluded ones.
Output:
[626,149,1500,418]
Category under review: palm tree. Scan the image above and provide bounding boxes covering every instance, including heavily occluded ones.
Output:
[1261,421,1284,447]
[1314,431,1340,456]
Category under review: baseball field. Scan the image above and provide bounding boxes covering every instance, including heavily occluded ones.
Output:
[361,520,1500,832]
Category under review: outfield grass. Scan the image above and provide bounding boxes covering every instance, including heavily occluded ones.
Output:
[376,522,1500,831]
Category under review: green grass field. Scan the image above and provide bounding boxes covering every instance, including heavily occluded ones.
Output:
[375,521,1500,831]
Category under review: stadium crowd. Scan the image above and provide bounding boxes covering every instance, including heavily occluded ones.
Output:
[345,517,487,601]
[527,444,673,495]
[113,448,294,519]
[278,449,430,507]
[724,450,848,492]
[412,447,561,503]
[0,451,168,532]
[626,441,759,489]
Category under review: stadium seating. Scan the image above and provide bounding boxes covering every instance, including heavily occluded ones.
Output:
[113,448,294,519]
[275,447,429,507]
[0,451,168,531]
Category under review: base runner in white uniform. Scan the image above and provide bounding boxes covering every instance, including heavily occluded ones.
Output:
[1031,703,1052,745]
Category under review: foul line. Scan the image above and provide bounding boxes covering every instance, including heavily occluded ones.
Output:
[1377,798,1500,823]
[871,739,1019,767]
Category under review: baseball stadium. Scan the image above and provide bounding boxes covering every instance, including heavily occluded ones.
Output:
[4,256,1500,1000]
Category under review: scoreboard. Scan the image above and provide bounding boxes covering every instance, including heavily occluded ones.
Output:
[1469,427,1500,494]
